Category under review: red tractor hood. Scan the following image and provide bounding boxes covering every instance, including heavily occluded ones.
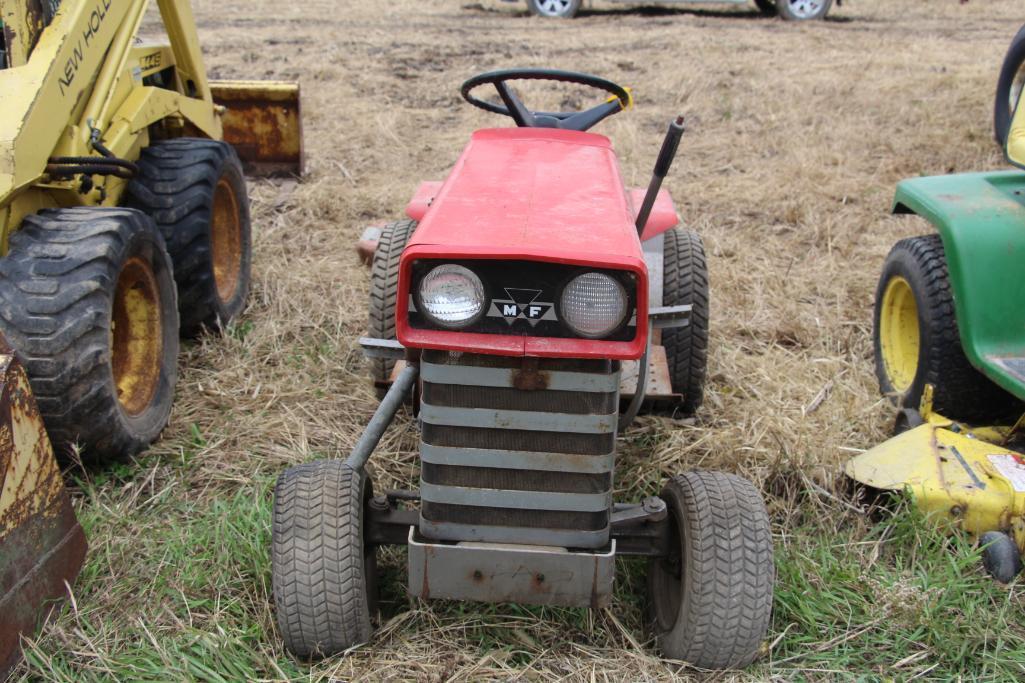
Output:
[404,128,644,265]
[397,128,648,359]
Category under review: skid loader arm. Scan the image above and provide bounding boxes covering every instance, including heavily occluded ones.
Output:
[0,335,86,678]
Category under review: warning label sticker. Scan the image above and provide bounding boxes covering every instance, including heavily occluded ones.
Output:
[988,454,1025,493]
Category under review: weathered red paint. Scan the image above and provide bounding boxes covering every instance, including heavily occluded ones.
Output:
[396,127,649,360]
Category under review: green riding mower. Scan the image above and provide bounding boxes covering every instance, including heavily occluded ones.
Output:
[846,26,1025,584]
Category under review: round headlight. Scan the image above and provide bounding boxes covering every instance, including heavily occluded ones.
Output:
[560,272,628,338]
[418,264,486,328]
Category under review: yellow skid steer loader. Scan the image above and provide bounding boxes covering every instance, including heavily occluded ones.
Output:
[0,0,302,673]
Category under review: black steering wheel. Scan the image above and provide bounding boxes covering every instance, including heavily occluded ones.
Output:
[460,69,632,132]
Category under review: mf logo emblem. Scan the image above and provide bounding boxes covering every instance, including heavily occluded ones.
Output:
[488,288,557,327]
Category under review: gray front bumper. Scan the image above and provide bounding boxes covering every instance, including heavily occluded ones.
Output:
[407,528,616,609]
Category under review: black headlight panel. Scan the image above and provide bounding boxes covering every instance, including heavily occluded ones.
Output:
[409,259,638,341]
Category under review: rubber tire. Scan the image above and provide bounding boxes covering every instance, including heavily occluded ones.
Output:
[526,0,581,18]
[127,138,252,336]
[367,219,417,400]
[777,0,832,20]
[753,0,777,15]
[980,531,1023,584]
[873,235,1016,421]
[662,229,709,414]
[0,208,179,460]
[647,471,774,669]
[272,460,377,659]
[892,408,925,436]
[994,24,1025,148]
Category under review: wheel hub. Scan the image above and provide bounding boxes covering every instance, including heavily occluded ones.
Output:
[210,177,243,304]
[536,0,572,16]
[111,256,162,416]
[784,0,824,18]
[879,275,920,393]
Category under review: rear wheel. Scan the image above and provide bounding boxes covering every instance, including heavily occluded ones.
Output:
[994,24,1025,148]
[367,219,417,399]
[272,460,377,659]
[526,0,581,18]
[647,471,774,669]
[0,208,179,460]
[777,0,832,20]
[127,138,252,336]
[873,235,1015,420]
[662,229,709,414]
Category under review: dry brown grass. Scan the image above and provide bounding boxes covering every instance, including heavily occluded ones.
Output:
[17,0,1025,680]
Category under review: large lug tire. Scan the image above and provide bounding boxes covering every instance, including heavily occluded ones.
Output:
[367,219,417,400]
[776,0,832,20]
[873,235,1017,420]
[647,471,774,669]
[272,460,377,659]
[994,24,1025,148]
[662,228,709,414]
[753,0,777,15]
[127,138,252,336]
[526,0,581,18]
[0,208,179,460]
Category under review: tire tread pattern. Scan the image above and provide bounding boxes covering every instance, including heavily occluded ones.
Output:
[873,234,1016,419]
[0,208,178,457]
[653,471,774,669]
[272,461,373,659]
[662,229,709,414]
[367,219,417,396]
[127,138,250,335]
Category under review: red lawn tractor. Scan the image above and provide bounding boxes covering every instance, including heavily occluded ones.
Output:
[271,70,775,669]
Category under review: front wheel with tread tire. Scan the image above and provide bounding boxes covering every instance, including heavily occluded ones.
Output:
[272,460,377,659]
[127,138,252,336]
[0,208,179,460]
[662,228,709,414]
[873,234,1016,420]
[647,471,774,669]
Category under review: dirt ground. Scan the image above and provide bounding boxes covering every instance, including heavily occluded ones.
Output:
[16,0,1025,680]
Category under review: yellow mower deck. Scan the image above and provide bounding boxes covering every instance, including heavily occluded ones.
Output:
[845,410,1025,553]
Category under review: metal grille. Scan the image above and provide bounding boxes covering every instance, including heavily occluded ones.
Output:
[422,382,615,415]
[421,463,610,493]
[419,350,618,549]
[422,424,613,455]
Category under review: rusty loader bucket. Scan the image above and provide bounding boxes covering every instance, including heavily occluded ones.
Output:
[0,339,86,677]
[211,81,305,177]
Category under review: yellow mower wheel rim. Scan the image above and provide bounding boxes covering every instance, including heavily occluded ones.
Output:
[879,275,920,393]
[111,257,163,416]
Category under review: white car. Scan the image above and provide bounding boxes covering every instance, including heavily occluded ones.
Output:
[521,0,836,21]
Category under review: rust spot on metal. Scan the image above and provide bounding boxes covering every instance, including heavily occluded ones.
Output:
[420,544,432,600]
[472,569,483,582]
[513,358,549,391]
[0,339,86,678]
[211,82,304,177]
